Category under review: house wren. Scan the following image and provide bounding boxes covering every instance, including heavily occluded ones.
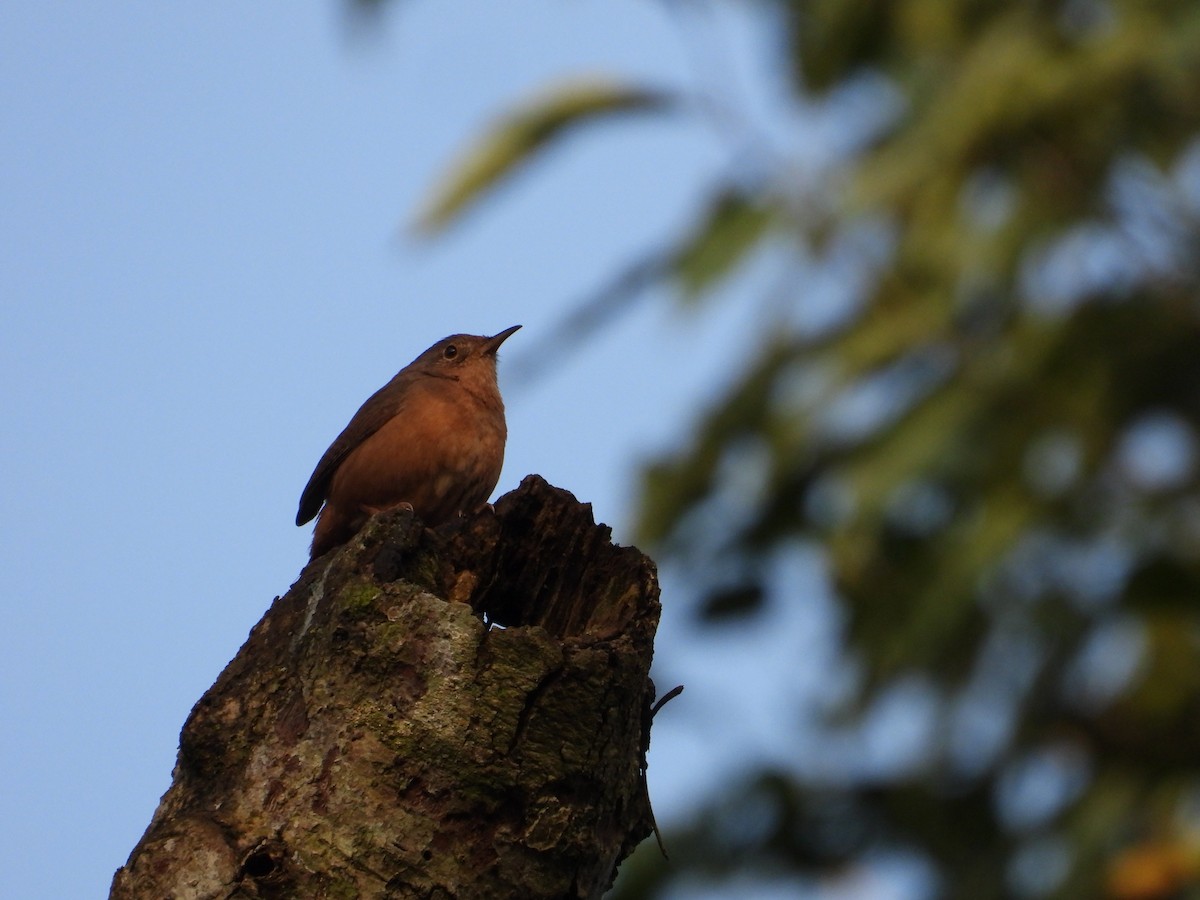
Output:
[296,325,520,559]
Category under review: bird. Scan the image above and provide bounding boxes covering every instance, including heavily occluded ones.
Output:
[296,325,520,559]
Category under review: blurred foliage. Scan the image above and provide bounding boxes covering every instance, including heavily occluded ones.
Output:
[386,0,1200,896]
[415,78,673,233]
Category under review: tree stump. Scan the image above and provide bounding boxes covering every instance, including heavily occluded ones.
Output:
[111,475,662,900]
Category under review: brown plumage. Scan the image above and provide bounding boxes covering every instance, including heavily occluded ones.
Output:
[296,325,520,559]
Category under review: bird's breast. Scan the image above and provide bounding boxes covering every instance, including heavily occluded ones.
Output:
[326,385,507,524]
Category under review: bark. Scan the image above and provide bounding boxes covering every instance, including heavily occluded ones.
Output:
[111,475,662,900]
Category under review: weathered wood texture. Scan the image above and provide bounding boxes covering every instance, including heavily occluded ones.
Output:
[111,476,662,900]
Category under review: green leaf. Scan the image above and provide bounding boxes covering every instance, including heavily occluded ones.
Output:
[414,78,673,233]
[670,189,776,301]
[636,341,795,547]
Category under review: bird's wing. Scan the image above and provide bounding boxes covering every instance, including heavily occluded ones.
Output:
[295,373,411,526]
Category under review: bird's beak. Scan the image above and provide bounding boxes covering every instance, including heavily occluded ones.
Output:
[483,324,522,355]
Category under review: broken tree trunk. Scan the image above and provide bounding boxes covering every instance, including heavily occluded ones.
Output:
[111,475,662,900]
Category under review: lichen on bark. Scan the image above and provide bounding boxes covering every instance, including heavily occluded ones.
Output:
[111,475,662,900]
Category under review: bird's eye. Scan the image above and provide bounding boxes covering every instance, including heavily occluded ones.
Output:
[443,344,458,360]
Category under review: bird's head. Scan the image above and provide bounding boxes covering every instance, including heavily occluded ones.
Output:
[415,325,521,384]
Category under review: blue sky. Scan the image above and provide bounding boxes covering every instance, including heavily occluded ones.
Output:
[0,3,859,897]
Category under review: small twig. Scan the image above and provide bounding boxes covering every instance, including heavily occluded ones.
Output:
[651,684,684,717]
[644,769,669,860]
[639,683,684,859]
